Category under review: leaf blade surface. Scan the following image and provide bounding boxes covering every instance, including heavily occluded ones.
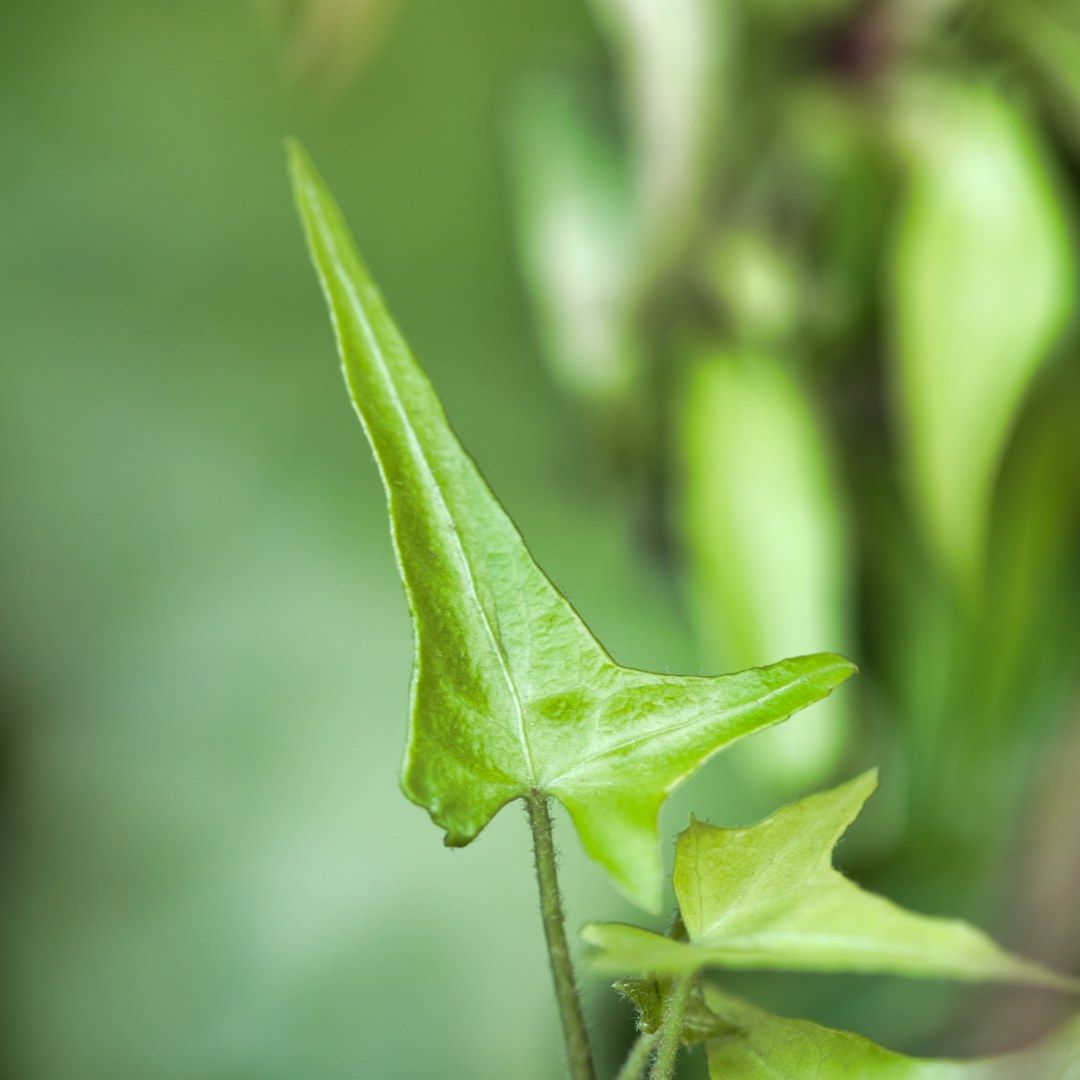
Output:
[702,988,1080,1078]
[288,141,855,910]
[584,772,1076,984]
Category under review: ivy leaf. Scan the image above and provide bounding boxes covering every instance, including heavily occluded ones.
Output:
[702,988,1080,1078]
[584,772,1077,986]
[287,140,856,912]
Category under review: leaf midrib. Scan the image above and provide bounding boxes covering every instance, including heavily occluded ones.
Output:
[695,930,995,966]
[305,180,537,783]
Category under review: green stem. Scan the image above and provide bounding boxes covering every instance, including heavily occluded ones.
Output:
[525,792,596,1080]
[649,974,694,1080]
[616,1030,658,1080]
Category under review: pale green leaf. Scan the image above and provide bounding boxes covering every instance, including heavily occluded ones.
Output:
[703,987,1080,1078]
[508,78,640,404]
[678,352,852,786]
[890,77,1074,593]
[584,772,1076,985]
[589,0,724,277]
[705,235,801,347]
[287,141,856,911]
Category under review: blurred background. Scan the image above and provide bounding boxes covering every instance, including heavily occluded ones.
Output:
[2,0,1079,1076]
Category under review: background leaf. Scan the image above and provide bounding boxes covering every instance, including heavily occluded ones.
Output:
[889,77,1074,594]
[587,0,724,279]
[508,77,640,408]
[998,0,1080,158]
[678,350,852,787]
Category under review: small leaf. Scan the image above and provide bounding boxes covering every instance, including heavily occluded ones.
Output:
[615,976,732,1043]
[702,987,1080,1078]
[287,141,856,911]
[584,772,1077,987]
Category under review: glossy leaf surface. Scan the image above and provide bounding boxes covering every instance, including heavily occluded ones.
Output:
[584,772,1076,985]
[287,141,855,911]
[703,988,1080,1078]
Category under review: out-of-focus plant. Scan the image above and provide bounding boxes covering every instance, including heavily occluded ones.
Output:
[678,350,852,784]
[510,79,642,422]
[287,142,1077,1079]
[510,0,1079,943]
[255,0,402,100]
[890,75,1073,597]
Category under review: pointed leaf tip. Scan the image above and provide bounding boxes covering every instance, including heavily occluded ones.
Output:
[587,773,1075,990]
[289,148,860,909]
[284,136,314,180]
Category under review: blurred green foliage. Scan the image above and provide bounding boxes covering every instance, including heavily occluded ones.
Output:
[514,0,1080,832]
[2,0,1078,1077]
[678,351,852,784]
[510,0,1080,1064]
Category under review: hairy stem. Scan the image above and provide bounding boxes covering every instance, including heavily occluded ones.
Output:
[649,974,694,1080]
[616,1030,657,1080]
[525,792,596,1080]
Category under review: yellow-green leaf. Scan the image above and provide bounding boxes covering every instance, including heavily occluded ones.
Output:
[287,141,856,911]
[1001,0,1080,156]
[890,78,1074,593]
[589,0,723,277]
[616,975,736,1045]
[703,988,1080,1078]
[584,772,1076,985]
[678,351,852,786]
[509,78,640,405]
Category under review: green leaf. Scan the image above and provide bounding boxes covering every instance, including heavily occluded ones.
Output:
[286,140,856,911]
[890,77,1074,594]
[583,772,1076,986]
[508,77,640,405]
[589,0,724,277]
[978,379,1080,730]
[615,976,732,1044]
[739,0,860,32]
[678,351,852,786]
[702,988,1080,1078]
[259,0,402,100]
[1000,0,1080,157]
